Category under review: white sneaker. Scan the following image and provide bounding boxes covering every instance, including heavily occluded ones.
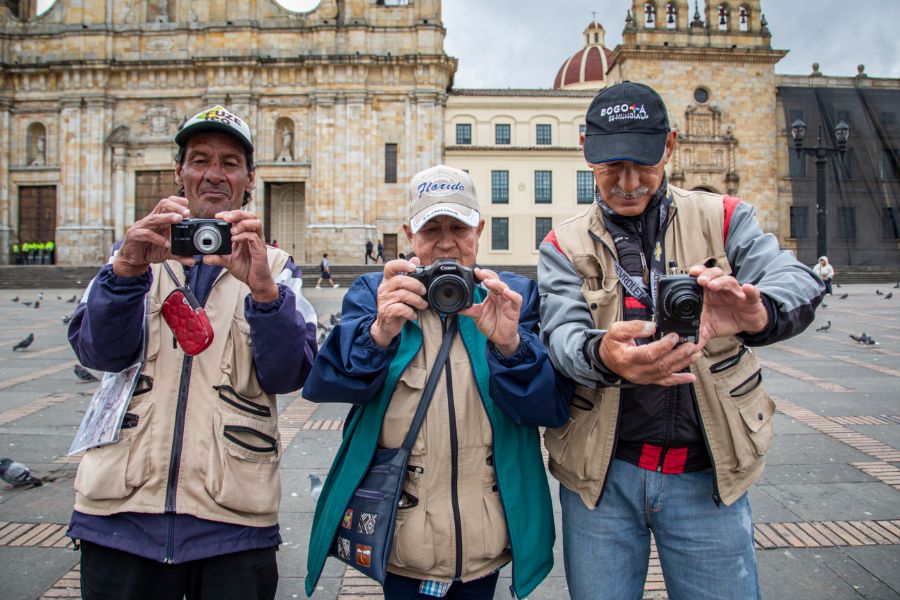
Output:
[334,284,341,288]
[315,285,321,289]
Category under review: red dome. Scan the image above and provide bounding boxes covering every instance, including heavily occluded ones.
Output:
[553,21,613,90]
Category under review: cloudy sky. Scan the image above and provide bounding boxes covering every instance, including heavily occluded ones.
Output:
[443,0,900,89]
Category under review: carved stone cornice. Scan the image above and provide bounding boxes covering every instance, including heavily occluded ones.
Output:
[610,45,787,65]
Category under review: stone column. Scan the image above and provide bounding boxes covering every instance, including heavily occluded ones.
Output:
[0,98,11,263]
[56,98,83,265]
[112,145,127,240]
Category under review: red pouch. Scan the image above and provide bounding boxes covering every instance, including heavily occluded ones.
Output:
[160,280,214,356]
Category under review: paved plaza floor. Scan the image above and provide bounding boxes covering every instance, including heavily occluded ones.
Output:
[0,283,898,599]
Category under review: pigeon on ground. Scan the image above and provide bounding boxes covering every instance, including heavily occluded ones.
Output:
[836,283,842,288]
[861,333,880,346]
[886,293,894,300]
[0,458,43,488]
[329,313,341,326]
[821,303,828,309]
[33,300,40,309]
[67,295,78,303]
[12,333,34,351]
[61,315,73,324]
[74,364,99,383]
[10,296,19,303]
[815,321,831,332]
[308,473,324,500]
[37,292,44,301]
[876,290,883,296]
[839,293,849,300]
[57,296,62,300]
[22,301,33,307]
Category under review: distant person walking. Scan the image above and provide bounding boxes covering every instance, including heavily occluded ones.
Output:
[365,240,376,264]
[316,253,339,289]
[376,240,385,263]
[813,256,835,295]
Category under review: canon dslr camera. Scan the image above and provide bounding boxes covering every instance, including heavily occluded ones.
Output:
[655,275,703,343]
[171,219,231,256]
[407,258,475,315]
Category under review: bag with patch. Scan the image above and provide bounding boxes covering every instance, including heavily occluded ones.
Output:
[329,317,458,584]
[160,261,214,356]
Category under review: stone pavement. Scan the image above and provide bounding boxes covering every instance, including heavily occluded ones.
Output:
[0,283,899,599]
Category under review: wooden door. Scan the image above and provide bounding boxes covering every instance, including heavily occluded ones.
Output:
[18,185,57,244]
[135,170,178,221]
[267,183,306,262]
[382,233,397,260]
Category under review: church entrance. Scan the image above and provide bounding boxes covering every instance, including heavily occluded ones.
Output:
[265,182,306,262]
[135,170,178,221]
[18,185,57,263]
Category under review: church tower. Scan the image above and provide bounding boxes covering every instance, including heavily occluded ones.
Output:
[607,0,786,231]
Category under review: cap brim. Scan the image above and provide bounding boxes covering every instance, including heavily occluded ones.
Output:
[409,203,480,234]
[175,121,254,154]
[584,131,668,165]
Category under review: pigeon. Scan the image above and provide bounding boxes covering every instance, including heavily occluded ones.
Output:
[862,333,880,346]
[61,315,73,324]
[67,295,78,303]
[37,292,44,301]
[839,293,848,300]
[0,458,43,488]
[886,293,894,300]
[821,303,828,309]
[836,283,842,288]
[12,333,34,351]
[10,296,18,302]
[22,301,33,307]
[894,282,900,289]
[308,473,324,500]
[74,364,99,383]
[815,321,831,332]
[876,290,883,296]
[33,300,40,309]
[329,313,341,326]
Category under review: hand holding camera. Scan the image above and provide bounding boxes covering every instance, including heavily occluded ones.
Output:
[113,196,192,278]
[687,264,768,346]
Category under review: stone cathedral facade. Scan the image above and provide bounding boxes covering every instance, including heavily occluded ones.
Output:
[0,0,455,265]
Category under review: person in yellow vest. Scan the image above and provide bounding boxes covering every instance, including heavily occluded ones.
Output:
[11,242,20,264]
[537,82,825,600]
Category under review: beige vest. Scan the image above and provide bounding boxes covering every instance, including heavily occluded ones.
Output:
[380,309,511,583]
[547,186,775,507]
[74,248,291,526]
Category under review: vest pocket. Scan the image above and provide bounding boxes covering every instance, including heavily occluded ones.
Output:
[74,402,154,500]
[205,411,281,515]
[544,396,601,479]
[389,495,435,572]
[477,477,509,562]
[717,368,775,472]
[220,315,263,400]
[380,366,428,455]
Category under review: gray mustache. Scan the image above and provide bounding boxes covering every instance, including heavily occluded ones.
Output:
[610,186,650,200]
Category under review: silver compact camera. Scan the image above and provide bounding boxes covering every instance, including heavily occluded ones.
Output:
[170,219,231,255]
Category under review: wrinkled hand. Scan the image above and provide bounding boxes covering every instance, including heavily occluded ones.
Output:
[688,264,769,346]
[370,258,427,348]
[203,210,278,303]
[113,197,192,277]
[598,320,702,386]
[460,268,521,357]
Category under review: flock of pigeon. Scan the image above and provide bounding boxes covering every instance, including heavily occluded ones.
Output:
[813,282,897,347]
[316,312,342,345]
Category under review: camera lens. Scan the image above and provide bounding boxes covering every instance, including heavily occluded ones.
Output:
[193,225,222,254]
[428,274,468,315]
[664,285,703,320]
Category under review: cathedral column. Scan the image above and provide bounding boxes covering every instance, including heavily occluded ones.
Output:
[112,145,127,240]
[0,98,11,263]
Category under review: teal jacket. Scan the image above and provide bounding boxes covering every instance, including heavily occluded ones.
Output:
[304,277,563,598]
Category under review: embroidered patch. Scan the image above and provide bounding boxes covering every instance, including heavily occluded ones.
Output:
[341,508,353,529]
[335,536,351,560]
[358,512,377,535]
[355,544,372,567]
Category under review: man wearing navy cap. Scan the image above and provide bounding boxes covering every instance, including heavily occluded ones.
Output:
[67,105,318,599]
[538,82,824,599]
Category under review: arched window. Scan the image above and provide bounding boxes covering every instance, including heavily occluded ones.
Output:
[717,3,730,31]
[644,3,657,28]
[26,122,47,166]
[665,2,677,29]
[739,5,750,31]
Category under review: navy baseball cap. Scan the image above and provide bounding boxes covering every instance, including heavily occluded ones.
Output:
[583,81,670,165]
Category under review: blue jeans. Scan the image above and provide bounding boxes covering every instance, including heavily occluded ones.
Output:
[560,459,760,600]
[383,571,499,600]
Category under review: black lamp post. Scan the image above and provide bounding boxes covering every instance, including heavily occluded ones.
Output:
[790,118,850,259]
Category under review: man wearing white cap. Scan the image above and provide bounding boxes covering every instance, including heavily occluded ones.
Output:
[67,105,318,599]
[302,165,571,599]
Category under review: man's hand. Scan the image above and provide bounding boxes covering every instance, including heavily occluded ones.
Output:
[203,210,278,303]
[688,264,769,347]
[113,197,191,277]
[460,268,522,357]
[370,258,428,348]
[598,321,702,386]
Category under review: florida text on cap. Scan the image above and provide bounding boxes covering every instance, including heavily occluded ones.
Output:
[408,165,481,234]
[175,105,254,153]
[583,81,670,166]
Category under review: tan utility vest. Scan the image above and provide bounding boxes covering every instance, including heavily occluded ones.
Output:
[547,186,775,508]
[379,309,511,583]
[74,248,290,526]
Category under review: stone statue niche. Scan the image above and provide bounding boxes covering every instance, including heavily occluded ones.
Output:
[27,122,46,166]
[149,0,171,23]
[276,117,294,162]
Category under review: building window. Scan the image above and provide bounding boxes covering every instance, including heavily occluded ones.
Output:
[788,109,804,127]
[455,123,472,145]
[883,207,900,239]
[837,148,854,181]
[836,110,851,127]
[644,2,656,28]
[535,217,552,250]
[534,170,552,203]
[491,170,509,203]
[789,206,808,239]
[384,143,398,183]
[577,171,595,204]
[789,150,806,178]
[717,3,729,30]
[536,124,552,145]
[665,2,677,29]
[693,87,709,104]
[881,149,899,180]
[495,124,511,145]
[836,207,856,240]
[492,217,509,250]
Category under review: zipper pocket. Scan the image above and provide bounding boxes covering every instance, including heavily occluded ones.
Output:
[214,385,272,417]
[570,394,593,411]
[709,345,750,373]
[223,425,277,453]
[730,369,763,397]
[354,488,386,501]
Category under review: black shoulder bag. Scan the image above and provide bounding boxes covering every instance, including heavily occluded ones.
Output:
[329,316,459,583]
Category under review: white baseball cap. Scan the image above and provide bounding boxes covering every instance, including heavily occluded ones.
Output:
[175,105,254,153]
[408,165,480,234]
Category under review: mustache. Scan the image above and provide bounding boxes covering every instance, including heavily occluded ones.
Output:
[198,184,231,196]
[609,186,650,200]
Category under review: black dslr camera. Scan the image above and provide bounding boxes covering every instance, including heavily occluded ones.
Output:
[407,258,475,315]
[171,219,231,256]
[655,275,703,343]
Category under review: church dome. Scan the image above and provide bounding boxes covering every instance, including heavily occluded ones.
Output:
[553,20,613,90]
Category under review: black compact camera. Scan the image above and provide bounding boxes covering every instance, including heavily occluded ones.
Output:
[407,258,475,315]
[170,219,231,256]
[655,275,703,343]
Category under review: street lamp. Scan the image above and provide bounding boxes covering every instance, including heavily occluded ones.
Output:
[790,118,850,259]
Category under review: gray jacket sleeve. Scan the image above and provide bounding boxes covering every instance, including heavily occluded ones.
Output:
[537,240,605,388]
[726,201,826,345]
